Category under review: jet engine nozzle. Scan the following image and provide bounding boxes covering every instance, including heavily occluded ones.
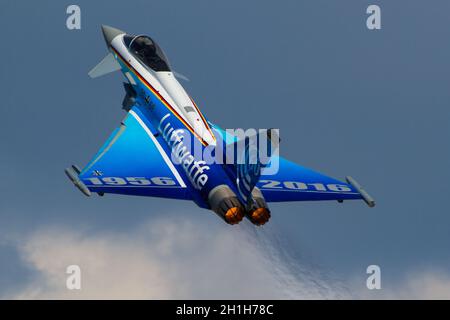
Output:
[247,207,271,226]
[208,185,245,225]
[224,207,244,225]
[246,187,271,226]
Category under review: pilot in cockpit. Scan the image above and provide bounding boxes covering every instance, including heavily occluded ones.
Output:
[130,36,170,72]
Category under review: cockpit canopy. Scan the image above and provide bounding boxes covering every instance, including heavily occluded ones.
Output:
[124,35,171,72]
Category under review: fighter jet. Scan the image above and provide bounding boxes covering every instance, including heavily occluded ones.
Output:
[65,25,375,226]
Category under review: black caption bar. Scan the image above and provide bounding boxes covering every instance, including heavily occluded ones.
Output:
[0,300,447,318]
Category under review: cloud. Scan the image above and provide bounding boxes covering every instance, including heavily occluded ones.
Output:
[6,214,348,299]
[3,212,450,300]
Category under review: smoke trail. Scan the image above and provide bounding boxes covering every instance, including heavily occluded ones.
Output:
[238,222,352,299]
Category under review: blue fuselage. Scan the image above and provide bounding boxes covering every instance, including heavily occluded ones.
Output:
[112,47,241,209]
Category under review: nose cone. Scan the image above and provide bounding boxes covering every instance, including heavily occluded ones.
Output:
[101,25,125,46]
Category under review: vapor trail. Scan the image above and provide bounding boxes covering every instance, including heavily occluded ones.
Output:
[238,222,351,299]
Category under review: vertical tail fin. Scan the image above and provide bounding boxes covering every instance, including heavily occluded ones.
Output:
[224,129,280,207]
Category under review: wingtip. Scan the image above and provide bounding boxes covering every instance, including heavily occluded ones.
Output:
[65,166,91,197]
[345,176,375,208]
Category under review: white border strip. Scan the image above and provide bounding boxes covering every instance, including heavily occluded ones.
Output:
[129,110,187,188]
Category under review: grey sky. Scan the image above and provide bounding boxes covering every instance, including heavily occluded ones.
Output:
[1,0,450,298]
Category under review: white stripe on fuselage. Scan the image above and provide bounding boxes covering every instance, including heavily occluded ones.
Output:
[129,110,187,188]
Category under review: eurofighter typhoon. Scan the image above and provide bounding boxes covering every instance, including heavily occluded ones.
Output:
[65,26,375,226]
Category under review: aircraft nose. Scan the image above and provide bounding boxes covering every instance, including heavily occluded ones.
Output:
[101,25,125,46]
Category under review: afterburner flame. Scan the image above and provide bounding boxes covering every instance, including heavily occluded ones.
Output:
[249,207,271,226]
[224,207,244,225]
